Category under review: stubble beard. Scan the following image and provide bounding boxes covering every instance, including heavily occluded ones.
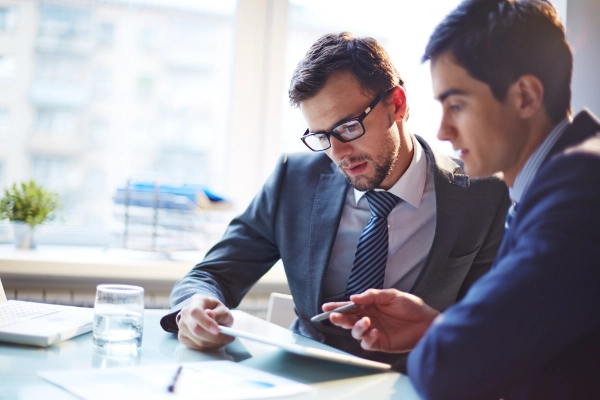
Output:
[338,149,397,192]
[338,118,401,191]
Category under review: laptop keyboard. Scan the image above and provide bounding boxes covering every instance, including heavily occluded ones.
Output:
[0,301,61,328]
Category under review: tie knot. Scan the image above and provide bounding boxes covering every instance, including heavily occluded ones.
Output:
[365,191,399,218]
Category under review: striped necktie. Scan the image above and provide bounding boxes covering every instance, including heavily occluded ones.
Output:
[505,202,518,229]
[345,191,400,299]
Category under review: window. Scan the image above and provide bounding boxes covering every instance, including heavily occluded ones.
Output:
[35,55,85,83]
[0,0,237,238]
[1,0,467,248]
[139,26,157,52]
[34,109,78,139]
[32,156,71,192]
[136,75,154,99]
[87,118,109,148]
[38,4,92,56]
[0,109,9,138]
[97,22,114,47]
[39,4,90,40]
[0,55,15,80]
[0,7,17,32]
[92,68,112,98]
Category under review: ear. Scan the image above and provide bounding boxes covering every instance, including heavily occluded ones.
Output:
[390,86,408,121]
[512,75,544,119]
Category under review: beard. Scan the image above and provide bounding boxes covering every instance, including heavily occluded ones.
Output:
[336,118,401,191]
[337,150,397,191]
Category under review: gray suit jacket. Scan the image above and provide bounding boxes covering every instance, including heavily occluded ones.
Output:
[161,136,510,370]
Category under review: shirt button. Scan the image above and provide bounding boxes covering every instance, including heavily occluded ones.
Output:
[388,224,391,229]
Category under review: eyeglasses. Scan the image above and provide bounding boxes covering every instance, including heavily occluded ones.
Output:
[300,90,389,152]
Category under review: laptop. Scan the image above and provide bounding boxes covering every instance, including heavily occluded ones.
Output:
[0,278,94,347]
[219,325,392,370]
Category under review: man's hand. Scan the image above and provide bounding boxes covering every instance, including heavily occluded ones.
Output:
[323,289,440,353]
[176,294,235,350]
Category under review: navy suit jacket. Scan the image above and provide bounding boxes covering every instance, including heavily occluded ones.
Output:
[408,110,600,399]
[161,136,509,369]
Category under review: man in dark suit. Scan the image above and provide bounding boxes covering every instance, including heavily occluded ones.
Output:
[326,0,600,398]
[160,32,509,369]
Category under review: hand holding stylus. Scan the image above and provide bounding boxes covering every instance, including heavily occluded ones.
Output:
[323,289,440,353]
[311,303,360,322]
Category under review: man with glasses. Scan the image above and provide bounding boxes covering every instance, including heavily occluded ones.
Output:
[161,32,510,370]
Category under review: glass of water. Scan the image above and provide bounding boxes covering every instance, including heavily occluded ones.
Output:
[93,284,144,352]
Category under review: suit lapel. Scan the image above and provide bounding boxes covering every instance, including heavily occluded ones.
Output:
[308,163,349,315]
[410,136,470,300]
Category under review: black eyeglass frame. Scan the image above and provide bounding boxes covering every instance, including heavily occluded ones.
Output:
[300,89,391,152]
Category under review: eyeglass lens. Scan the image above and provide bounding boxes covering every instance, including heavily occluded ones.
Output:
[304,119,365,151]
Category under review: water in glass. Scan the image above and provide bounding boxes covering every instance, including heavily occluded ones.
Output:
[93,284,144,351]
[93,307,143,348]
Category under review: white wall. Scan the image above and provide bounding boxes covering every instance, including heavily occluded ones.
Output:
[567,0,600,116]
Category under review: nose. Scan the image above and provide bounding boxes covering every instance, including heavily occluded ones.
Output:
[326,135,353,161]
[437,112,456,142]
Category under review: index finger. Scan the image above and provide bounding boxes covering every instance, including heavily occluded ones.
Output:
[349,288,401,305]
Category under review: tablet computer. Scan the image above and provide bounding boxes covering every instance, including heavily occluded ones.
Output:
[219,325,391,371]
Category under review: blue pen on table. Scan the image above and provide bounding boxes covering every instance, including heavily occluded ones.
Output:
[168,365,183,393]
[310,303,360,322]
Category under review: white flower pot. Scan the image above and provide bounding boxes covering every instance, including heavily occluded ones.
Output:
[13,222,37,249]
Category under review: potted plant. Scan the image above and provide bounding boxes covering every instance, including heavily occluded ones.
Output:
[0,180,61,249]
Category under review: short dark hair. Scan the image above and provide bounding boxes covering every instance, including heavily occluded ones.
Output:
[423,0,572,125]
[289,32,405,108]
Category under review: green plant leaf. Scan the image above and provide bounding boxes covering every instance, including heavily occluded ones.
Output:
[0,180,61,227]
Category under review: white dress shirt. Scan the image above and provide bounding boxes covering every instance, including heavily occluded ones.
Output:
[322,134,437,301]
[510,117,570,204]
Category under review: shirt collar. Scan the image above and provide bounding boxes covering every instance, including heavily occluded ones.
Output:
[510,117,571,203]
[354,134,427,208]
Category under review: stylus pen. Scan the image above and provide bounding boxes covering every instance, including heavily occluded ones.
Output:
[168,365,183,393]
[311,303,360,322]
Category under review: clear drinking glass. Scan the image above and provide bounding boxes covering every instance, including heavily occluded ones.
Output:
[93,284,144,351]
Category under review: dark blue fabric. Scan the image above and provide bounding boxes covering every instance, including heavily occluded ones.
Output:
[408,110,600,400]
